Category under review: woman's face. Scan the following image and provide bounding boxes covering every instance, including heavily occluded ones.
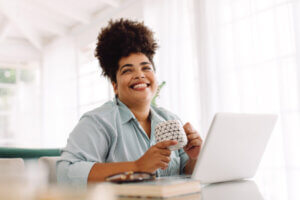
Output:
[112,53,158,107]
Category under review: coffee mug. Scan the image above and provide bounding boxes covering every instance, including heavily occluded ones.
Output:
[155,120,188,151]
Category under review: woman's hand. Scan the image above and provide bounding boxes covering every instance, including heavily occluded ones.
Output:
[135,140,177,173]
[183,122,202,160]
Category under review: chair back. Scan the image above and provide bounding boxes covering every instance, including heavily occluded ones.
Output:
[38,156,61,184]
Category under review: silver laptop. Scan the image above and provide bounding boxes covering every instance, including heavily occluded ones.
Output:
[191,113,277,184]
[201,180,264,200]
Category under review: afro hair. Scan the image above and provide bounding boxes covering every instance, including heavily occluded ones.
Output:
[95,18,158,83]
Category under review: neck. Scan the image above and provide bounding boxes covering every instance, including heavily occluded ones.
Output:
[117,97,152,122]
[128,103,151,122]
[129,105,150,122]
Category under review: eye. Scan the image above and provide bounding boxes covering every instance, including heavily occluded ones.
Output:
[121,69,132,74]
[143,66,152,71]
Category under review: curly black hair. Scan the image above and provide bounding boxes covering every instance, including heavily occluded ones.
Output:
[95,18,158,83]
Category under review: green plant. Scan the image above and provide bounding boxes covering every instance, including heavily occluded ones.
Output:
[0,68,16,84]
[151,81,166,106]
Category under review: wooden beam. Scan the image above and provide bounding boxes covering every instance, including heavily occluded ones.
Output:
[0,0,43,50]
[32,0,90,24]
[21,11,67,36]
[70,0,140,47]
[99,0,120,7]
[12,0,68,37]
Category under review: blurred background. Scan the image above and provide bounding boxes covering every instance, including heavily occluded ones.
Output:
[0,0,299,194]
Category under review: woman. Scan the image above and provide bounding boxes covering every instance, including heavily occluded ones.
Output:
[57,19,202,186]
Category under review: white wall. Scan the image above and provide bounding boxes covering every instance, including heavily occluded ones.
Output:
[41,37,78,147]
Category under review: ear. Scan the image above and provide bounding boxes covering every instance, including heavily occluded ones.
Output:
[112,81,118,95]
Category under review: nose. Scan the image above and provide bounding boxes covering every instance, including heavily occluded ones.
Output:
[133,69,145,79]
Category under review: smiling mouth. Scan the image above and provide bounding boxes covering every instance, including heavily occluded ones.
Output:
[130,83,150,89]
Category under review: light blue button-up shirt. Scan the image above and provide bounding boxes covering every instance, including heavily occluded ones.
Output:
[57,98,189,186]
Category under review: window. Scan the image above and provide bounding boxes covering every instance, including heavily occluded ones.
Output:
[203,0,300,179]
[0,63,40,147]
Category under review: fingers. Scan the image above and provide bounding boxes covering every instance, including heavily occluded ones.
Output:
[156,140,177,149]
[160,162,169,170]
[153,148,171,170]
[159,149,171,156]
[183,122,196,135]
[187,133,201,141]
[159,156,170,170]
[155,150,171,169]
[183,122,203,149]
[160,155,171,163]
[185,138,202,150]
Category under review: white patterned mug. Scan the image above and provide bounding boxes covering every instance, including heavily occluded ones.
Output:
[155,120,188,151]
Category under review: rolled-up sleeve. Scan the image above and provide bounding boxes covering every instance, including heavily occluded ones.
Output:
[57,116,110,186]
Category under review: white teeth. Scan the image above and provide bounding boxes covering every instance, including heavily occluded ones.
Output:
[133,83,147,89]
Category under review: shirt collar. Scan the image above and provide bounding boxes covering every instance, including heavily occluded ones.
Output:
[114,97,136,124]
[149,106,166,125]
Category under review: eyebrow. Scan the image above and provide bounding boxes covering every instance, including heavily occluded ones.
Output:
[120,62,151,71]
